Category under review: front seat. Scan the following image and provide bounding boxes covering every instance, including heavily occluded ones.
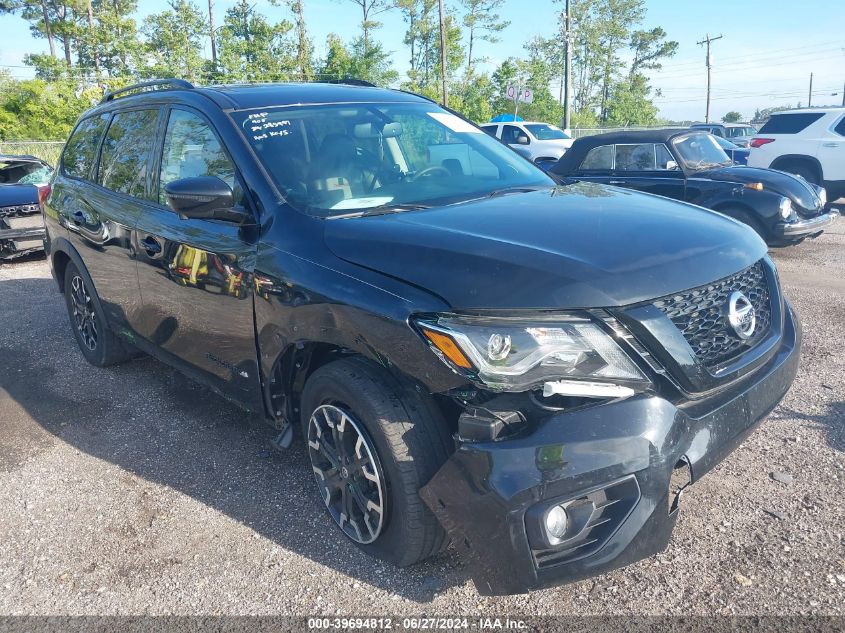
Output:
[309,134,368,204]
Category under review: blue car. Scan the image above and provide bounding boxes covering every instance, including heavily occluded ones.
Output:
[713,135,750,165]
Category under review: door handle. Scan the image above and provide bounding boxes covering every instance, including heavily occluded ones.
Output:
[822,142,839,148]
[141,236,162,255]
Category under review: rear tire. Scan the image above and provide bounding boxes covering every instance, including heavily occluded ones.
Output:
[63,262,134,367]
[300,357,452,567]
[779,161,820,186]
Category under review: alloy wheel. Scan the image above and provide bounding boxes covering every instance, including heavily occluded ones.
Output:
[69,275,97,351]
[307,404,385,544]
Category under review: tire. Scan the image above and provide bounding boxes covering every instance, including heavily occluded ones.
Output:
[63,261,134,367]
[300,357,453,567]
[780,161,820,186]
[720,207,769,243]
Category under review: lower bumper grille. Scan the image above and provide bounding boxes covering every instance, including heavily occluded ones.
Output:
[652,261,772,370]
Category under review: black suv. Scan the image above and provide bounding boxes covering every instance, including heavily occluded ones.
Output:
[45,79,801,595]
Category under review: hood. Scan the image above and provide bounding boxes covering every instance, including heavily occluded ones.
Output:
[324,183,766,311]
[697,165,821,211]
[0,183,39,207]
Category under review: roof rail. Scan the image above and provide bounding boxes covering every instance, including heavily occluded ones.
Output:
[325,78,377,88]
[101,79,195,103]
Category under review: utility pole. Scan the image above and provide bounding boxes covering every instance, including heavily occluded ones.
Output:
[808,72,814,107]
[697,33,722,123]
[208,0,218,68]
[438,0,448,107]
[563,0,572,131]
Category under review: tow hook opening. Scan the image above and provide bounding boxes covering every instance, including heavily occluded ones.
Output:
[669,456,693,516]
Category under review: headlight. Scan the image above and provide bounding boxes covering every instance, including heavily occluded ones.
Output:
[779,197,793,219]
[414,314,647,393]
[818,187,827,208]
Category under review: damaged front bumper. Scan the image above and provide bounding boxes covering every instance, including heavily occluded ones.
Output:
[420,302,801,595]
[0,213,46,259]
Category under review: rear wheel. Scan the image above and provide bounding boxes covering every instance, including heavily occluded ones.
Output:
[63,262,134,367]
[300,357,452,566]
[778,161,820,186]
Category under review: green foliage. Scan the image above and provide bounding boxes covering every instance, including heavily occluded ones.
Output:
[604,73,658,126]
[0,73,94,140]
[140,0,208,82]
[722,111,743,123]
[217,0,296,81]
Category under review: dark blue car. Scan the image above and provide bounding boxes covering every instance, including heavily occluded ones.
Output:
[713,135,750,165]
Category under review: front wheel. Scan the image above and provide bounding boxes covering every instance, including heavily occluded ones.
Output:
[300,358,453,566]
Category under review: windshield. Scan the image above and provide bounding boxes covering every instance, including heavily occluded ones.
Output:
[713,135,739,150]
[524,124,569,140]
[232,102,553,217]
[672,133,732,169]
[0,160,52,185]
[725,126,757,138]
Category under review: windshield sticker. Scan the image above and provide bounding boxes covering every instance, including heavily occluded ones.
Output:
[331,197,394,210]
[427,112,482,134]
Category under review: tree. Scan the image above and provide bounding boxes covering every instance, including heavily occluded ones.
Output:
[397,0,461,91]
[141,0,208,82]
[319,33,354,80]
[284,0,314,79]
[722,111,742,123]
[337,0,392,59]
[217,0,296,81]
[605,72,658,126]
[459,0,508,80]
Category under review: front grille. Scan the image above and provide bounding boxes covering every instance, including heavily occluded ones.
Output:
[653,261,772,369]
[0,203,39,218]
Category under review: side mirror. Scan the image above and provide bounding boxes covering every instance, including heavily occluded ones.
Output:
[665,160,679,171]
[516,134,530,145]
[164,176,245,223]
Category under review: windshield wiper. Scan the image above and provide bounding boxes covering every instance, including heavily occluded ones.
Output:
[328,203,432,219]
[486,186,548,199]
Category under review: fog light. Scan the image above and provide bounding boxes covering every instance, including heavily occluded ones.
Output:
[544,505,568,540]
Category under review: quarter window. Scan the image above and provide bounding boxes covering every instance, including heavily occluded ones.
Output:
[98,109,160,199]
[758,112,825,134]
[834,115,845,137]
[579,145,613,170]
[62,114,110,180]
[158,109,237,205]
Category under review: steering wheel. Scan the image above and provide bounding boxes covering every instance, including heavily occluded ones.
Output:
[409,166,451,182]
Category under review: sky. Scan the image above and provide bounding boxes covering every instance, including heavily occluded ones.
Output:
[0,0,843,123]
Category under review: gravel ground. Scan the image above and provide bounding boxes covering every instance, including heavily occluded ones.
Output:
[0,214,844,618]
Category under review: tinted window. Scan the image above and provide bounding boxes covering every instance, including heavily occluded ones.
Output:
[159,109,237,205]
[758,112,825,134]
[834,116,845,137]
[579,145,613,170]
[501,125,526,144]
[62,114,109,179]
[98,109,160,199]
[481,125,498,137]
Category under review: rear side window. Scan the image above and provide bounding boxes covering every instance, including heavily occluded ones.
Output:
[759,113,825,134]
[158,109,238,205]
[98,109,160,200]
[579,145,613,170]
[481,126,498,137]
[62,114,109,179]
[834,116,845,137]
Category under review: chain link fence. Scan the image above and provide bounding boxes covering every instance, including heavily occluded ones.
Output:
[0,141,65,166]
